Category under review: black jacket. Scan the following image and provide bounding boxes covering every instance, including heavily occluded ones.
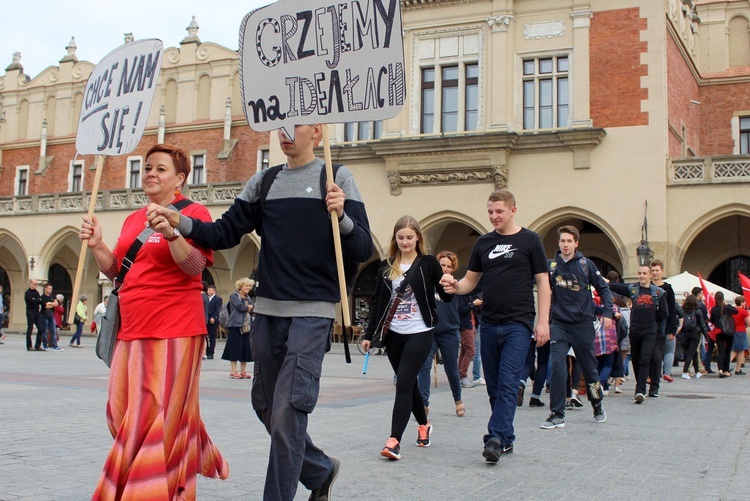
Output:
[364,255,452,340]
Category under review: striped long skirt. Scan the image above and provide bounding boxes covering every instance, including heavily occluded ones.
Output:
[92,336,229,500]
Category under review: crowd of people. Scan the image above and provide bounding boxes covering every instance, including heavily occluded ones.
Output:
[3,120,745,500]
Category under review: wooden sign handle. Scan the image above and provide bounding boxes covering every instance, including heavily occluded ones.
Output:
[68,155,105,325]
[321,125,351,328]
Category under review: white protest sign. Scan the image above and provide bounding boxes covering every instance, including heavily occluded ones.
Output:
[76,39,163,156]
[239,0,405,139]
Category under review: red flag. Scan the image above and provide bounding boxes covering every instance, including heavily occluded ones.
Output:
[698,272,716,310]
[739,272,750,305]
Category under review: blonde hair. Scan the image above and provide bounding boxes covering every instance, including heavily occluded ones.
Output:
[386,215,427,280]
[235,277,255,291]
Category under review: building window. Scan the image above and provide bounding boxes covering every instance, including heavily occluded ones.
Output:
[740,117,750,154]
[127,157,142,189]
[522,55,569,130]
[344,121,384,142]
[421,62,478,134]
[259,149,270,170]
[70,161,84,192]
[465,63,478,131]
[15,166,29,196]
[191,154,205,184]
[421,68,435,134]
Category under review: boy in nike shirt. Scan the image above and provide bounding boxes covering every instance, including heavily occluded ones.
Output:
[442,189,550,462]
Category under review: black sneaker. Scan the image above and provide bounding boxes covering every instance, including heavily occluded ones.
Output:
[569,395,584,408]
[517,384,525,407]
[528,397,545,407]
[634,393,645,404]
[309,457,340,501]
[648,391,658,398]
[482,437,503,463]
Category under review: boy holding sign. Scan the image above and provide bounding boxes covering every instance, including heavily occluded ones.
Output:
[147,123,373,500]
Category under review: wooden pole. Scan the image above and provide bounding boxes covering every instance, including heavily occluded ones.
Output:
[67,155,105,325]
[321,125,351,328]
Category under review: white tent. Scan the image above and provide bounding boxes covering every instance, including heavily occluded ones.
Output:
[665,271,738,303]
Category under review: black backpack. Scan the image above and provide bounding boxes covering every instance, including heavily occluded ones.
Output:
[682,311,697,332]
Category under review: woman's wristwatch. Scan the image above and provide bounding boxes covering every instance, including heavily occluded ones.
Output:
[165,228,181,242]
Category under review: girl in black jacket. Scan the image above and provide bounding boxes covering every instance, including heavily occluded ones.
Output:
[679,294,707,379]
[362,215,452,460]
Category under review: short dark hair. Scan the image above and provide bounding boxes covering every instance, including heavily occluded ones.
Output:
[691,286,702,296]
[557,225,579,242]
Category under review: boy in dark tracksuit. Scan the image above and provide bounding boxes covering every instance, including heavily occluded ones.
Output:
[609,265,668,403]
[543,226,613,428]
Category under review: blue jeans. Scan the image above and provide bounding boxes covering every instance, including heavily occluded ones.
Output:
[69,322,83,346]
[45,316,58,349]
[480,321,532,446]
[596,352,616,390]
[249,315,335,501]
[418,329,462,407]
[472,327,483,381]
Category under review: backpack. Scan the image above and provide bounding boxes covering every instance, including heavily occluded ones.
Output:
[257,163,359,293]
[218,302,230,328]
[682,310,697,332]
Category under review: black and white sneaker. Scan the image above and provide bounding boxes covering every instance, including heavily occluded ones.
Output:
[309,458,340,501]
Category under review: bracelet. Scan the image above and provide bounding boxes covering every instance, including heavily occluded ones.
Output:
[165,232,180,242]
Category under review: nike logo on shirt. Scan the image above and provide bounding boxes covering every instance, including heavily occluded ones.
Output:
[488,245,516,259]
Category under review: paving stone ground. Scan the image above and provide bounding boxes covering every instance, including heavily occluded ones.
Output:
[1,331,749,500]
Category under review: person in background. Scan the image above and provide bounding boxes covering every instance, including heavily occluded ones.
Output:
[417,250,464,418]
[53,294,65,333]
[0,284,7,344]
[223,278,254,379]
[363,216,452,460]
[650,260,678,390]
[457,292,477,389]
[471,291,485,385]
[80,143,227,499]
[711,291,738,378]
[730,296,750,375]
[25,279,46,351]
[41,284,61,351]
[69,295,88,348]
[93,296,109,336]
[205,284,222,360]
[679,294,707,379]
[609,265,668,403]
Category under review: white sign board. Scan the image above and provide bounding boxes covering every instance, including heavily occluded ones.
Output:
[76,39,163,156]
[239,0,405,139]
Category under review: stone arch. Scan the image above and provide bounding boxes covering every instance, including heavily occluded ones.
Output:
[17,99,29,140]
[527,206,627,273]
[164,78,178,123]
[420,211,486,276]
[0,230,30,329]
[675,203,750,277]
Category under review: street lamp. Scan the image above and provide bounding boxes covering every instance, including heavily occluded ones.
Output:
[636,201,653,266]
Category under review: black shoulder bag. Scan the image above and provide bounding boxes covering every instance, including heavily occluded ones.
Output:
[96,200,193,367]
[372,255,423,348]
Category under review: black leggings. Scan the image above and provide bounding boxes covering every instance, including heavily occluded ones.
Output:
[385,330,434,442]
[716,334,734,372]
[682,335,701,374]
